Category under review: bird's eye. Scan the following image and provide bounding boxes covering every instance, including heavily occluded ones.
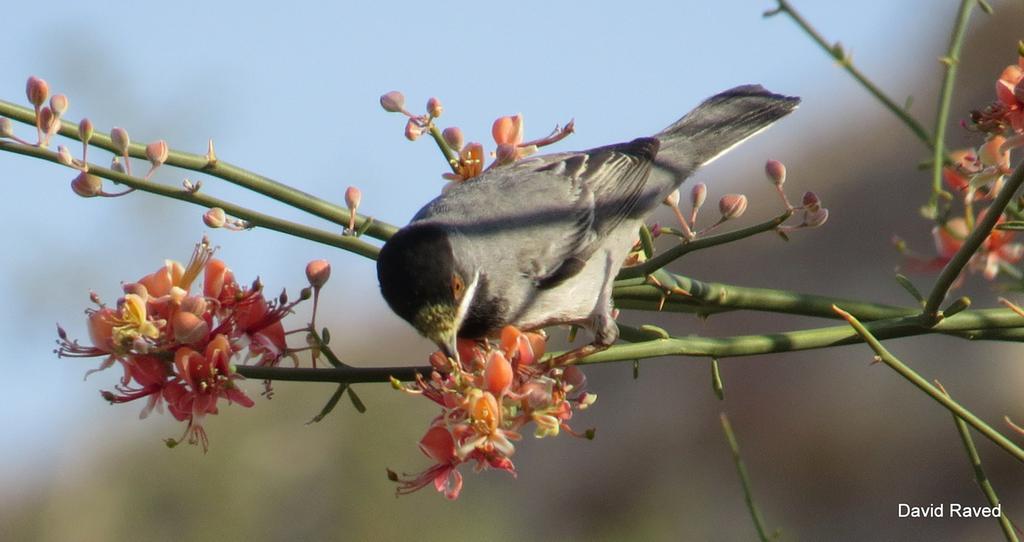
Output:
[451,274,465,300]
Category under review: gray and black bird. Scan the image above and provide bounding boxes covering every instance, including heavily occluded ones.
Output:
[377,85,799,363]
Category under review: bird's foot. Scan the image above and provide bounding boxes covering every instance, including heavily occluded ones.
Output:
[548,343,608,366]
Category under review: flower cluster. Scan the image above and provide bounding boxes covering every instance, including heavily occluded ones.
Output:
[388,326,595,499]
[379,90,574,185]
[898,48,1024,281]
[56,238,310,451]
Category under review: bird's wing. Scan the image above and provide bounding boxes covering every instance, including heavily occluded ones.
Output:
[414,137,659,290]
[524,137,658,288]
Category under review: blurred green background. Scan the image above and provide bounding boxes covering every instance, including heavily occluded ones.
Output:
[3,1,1024,540]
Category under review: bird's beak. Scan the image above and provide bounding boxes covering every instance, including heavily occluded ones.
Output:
[439,333,460,366]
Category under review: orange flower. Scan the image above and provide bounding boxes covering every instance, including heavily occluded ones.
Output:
[442,142,485,182]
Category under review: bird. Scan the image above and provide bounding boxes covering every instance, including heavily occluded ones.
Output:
[377,85,799,364]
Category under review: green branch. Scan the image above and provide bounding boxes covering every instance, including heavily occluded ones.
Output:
[0,99,398,242]
[616,211,792,280]
[577,307,1024,364]
[245,306,1024,385]
[765,1,936,153]
[237,364,429,384]
[613,273,918,321]
[721,413,778,541]
[938,382,1019,542]
[928,0,976,212]
[0,141,381,259]
[924,159,1024,317]
[835,307,1024,464]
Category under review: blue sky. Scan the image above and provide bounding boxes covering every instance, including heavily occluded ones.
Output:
[0,0,963,490]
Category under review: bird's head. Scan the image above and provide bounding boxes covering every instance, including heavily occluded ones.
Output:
[377,223,480,364]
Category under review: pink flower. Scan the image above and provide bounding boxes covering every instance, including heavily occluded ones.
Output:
[394,426,464,500]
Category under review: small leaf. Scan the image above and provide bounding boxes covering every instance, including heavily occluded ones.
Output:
[976,0,992,14]
[711,358,725,400]
[355,216,375,237]
[942,296,971,318]
[996,221,1024,231]
[638,324,670,339]
[831,42,844,59]
[895,274,926,304]
[638,224,655,259]
[321,327,331,344]
[568,325,579,343]
[347,386,367,413]
[307,383,348,424]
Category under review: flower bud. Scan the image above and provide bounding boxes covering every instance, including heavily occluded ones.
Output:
[492,114,524,146]
[38,107,58,137]
[429,350,453,372]
[71,172,103,197]
[494,143,518,164]
[110,127,130,155]
[305,259,331,289]
[0,118,12,138]
[718,194,747,220]
[804,207,829,228]
[145,140,169,166]
[179,295,208,316]
[57,145,74,166]
[203,207,226,228]
[345,186,361,211]
[691,183,707,209]
[172,311,209,345]
[111,157,125,174]
[802,191,821,213]
[26,76,49,108]
[765,159,786,186]
[427,97,443,118]
[563,365,587,392]
[663,188,680,207]
[484,350,513,396]
[379,91,406,113]
[49,94,68,117]
[404,119,423,141]
[442,126,464,151]
[78,118,94,144]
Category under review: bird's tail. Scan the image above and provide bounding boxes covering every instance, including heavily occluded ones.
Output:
[652,85,800,182]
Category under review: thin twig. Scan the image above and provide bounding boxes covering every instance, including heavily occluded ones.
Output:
[924,159,1024,317]
[237,364,430,384]
[616,211,792,279]
[928,0,976,213]
[0,140,381,259]
[765,0,937,152]
[0,99,399,241]
[720,413,777,541]
[936,381,1019,542]
[834,306,1024,464]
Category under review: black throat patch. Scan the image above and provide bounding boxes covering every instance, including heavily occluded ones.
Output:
[459,273,509,339]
